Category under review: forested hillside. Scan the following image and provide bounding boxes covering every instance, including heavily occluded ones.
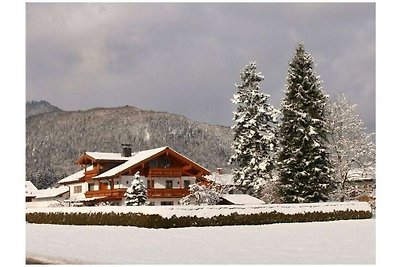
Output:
[26,104,233,189]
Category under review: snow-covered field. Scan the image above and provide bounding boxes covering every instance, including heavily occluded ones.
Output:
[26,219,375,264]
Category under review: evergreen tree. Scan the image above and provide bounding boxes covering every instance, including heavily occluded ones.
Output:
[278,43,333,203]
[326,94,375,201]
[229,61,279,197]
[124,171,148,206]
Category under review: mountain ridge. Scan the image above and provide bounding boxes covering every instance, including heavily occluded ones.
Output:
[26,101,233,189]
[26,100,63,118]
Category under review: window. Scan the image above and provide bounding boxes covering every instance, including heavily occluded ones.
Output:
[183,180,191,189]
[148,202,155,206]
[74,185,82,193]
[147,180,154,189]
[160,201,174,206]
[149,155,171,168]
[88,183,95,191]
[166,180,173,189]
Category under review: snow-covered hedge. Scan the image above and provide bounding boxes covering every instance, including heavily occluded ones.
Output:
[26,202,372,228]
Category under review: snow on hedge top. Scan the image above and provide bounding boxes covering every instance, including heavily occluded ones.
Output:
[58,165,94,184]
[26,201,371,219]
[94,147,168,179]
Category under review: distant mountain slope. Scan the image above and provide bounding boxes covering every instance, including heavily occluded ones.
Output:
[26,105,233,189]
[26,100,63,118]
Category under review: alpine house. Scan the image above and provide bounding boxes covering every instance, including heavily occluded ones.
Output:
[58,145,211,206]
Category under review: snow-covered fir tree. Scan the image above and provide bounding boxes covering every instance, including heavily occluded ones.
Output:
[278,43,334,203]
[229,62,279,197]
[124,171,148,206]
[179,183,221,205]
[326,94,375,201]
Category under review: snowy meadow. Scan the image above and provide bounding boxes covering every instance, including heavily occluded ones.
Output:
[26,219,375,264]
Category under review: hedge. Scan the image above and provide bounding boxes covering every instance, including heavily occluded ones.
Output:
[26,209,372,229]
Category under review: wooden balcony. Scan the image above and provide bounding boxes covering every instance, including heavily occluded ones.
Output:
[84,188,189,200]
[85,188,126,199]
[148,168,182,177]
[84,168,100,180]
[147,188,189,198]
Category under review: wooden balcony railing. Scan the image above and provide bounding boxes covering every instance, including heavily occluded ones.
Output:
[147,188,189,198]
[148,168,182,177]
[84,169,100,180]
[84,188,189,200]
[85,188,126,199]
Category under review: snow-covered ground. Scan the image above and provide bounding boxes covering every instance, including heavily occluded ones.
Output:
[26,219,375,264]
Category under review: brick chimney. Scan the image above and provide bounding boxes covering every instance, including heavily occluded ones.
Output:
[121,144,132,157]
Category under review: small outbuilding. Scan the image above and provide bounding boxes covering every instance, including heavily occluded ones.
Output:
[26,185,70,208]
[25,181,38,202]
[219,194,265,205]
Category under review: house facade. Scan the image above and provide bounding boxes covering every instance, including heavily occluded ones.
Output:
[58,146,211,206]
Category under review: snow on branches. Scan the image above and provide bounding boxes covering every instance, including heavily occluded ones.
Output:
[124,171,148,206]
[229,61,279,197]
[278,43,334,203]
[179,184,221,206]
[326,94,375,201]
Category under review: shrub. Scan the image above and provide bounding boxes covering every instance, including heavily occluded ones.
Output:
[26,208,372,229]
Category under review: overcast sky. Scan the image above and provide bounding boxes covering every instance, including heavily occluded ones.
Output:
[26,3,375,132]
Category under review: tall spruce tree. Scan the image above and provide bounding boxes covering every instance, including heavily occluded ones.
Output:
[229,62,279,197]
[278,43,333,203]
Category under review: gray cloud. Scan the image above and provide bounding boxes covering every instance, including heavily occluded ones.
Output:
[26,3,375,132]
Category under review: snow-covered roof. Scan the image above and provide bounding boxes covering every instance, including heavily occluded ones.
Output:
[58,165,94,184]
[220,194,265,205]
[35,186,69,199]
[62,146,210,182]
[205,173,236,185]
[347,168,375,181]
[169,148,211,174]
[84,152,131,161]
[94,147,168,179]
[25,181,38,197]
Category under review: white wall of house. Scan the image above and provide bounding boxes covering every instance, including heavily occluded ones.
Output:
[149,177,196,189]
[115,176,197,206]
[113,176,197,189]
[147,198,181,206]
[114,175,139,189]
[68,182,88,200]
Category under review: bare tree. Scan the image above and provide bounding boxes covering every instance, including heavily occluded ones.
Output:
[326,94,375,201]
